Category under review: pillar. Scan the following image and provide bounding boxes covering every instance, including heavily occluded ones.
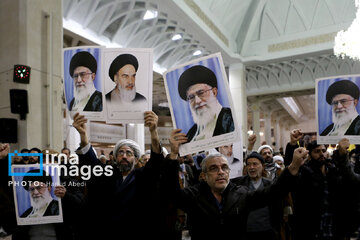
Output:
[229,63,247,147]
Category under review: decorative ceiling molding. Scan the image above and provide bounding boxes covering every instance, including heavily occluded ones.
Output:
[184,0,229,46]
[246,54,360,96]
[268,32,337,53]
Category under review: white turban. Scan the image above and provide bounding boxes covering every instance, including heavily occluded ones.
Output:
[273,155,284,163]
[257,145,273,154]
[113,139,141,159]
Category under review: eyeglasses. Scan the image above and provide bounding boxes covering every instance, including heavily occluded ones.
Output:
[72,72,92,80]
[206,164,230,173]
[28,186,47,192]
[331,99,354,107]
[186,88,213,102]
[118,150,134,157]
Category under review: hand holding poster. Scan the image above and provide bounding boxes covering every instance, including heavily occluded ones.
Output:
[163,53,240,156]
[317,74,360,144]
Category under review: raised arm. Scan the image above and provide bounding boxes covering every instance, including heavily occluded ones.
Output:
[144,111,160,154]
[72,112,89,148]
[284,129,303,166]
[247,134,256,152]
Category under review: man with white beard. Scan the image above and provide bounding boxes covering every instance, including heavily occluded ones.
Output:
[20,169,59,218]
[106,53,146,107]
[320,79,360,136]
[178,65,234,142]
[69,51,103,112]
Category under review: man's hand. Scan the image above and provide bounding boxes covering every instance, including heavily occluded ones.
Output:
[337,138,350,156]
[72,113,88,148]
[0,143,9,160]
[144,111,161,153]
[169,129,188,160]
[288,147,308,175]
[290,129,303,145]
[144,111,158,133]
[247,134,256,151]
[54,185,67,198]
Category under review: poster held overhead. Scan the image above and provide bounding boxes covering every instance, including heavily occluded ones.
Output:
[163,52,240,156]
[316,74,360,144]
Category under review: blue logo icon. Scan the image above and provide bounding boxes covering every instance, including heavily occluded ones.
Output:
[8,150,43,176]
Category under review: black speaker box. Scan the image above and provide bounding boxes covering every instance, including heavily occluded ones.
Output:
[10,89,28,120]
[0,118,17,143]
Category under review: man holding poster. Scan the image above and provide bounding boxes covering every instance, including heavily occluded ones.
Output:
[178,65,235,142]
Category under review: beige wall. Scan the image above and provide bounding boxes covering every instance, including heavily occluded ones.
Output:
[0,0,63,151]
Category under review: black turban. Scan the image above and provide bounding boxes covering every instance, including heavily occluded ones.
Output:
[245,151,265,164]
[108,54,138,82]
[178,65,218,100]
[326,79,359,104]
[22,169,52,191]
[69,51,97,77]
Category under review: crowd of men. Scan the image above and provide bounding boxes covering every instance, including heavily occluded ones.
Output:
[0,110,360,240]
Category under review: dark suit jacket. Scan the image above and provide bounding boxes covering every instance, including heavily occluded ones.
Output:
[186,107,234,142]
[320,115,360,136]
[69,90,102,112]
[105,91,146,102]
[20,199,59,218]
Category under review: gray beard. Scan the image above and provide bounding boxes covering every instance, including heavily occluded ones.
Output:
[73,81,96,102]
[190,98,218,127]
[117,85,136,102]
[332,104,358,127]
[117,160,135,173]
[30,189,52,212]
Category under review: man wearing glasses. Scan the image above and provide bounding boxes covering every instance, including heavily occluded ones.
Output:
[320,79,360,136]
[178,65,234,142]
[21,169,59,218]
[69,51,103,112]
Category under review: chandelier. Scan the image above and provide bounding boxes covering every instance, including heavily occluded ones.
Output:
[334,0,360,60]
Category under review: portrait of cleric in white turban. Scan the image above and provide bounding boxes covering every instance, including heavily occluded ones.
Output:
[178,65,235,142]
[67,51,103,112]
[106,53,147,105]
[319,79,360,136]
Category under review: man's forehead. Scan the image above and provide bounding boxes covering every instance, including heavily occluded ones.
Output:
[187,83,211,94]
[74,66,91,73]
[332,93,353,101]
[29,181,46,186]
[117,64,136,74]
[247,157,262,164]
[261,148,272,153]
[118,145,133,151]
[206,156,227,166]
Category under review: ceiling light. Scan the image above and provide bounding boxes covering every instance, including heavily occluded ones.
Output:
[259,132,264,136]
[172,34,182,41]
[143,10,158,20]
[283,97,301,116]
[193,50,202,56]
[247,130,254,135]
